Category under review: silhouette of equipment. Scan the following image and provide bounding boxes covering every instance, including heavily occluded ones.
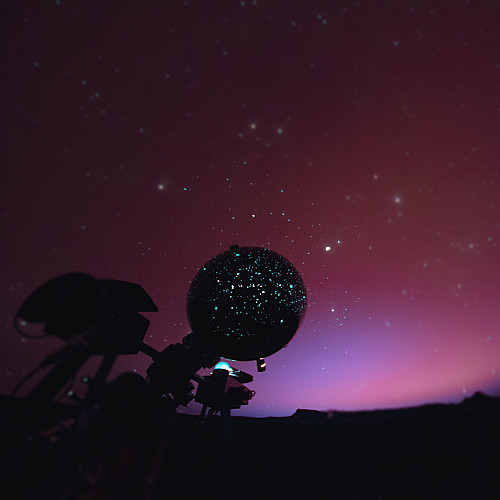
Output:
[6,246,306,496]
[13,245,306,414]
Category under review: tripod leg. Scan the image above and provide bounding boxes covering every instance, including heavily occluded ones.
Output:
[221,403,233,488]
[40,354,116,498]
[200,404,208,422]
[27,350,91,405]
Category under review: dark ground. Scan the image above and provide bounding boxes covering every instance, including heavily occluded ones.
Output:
[1,392,500,499]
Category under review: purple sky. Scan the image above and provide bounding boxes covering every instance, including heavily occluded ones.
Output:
[1,1,499,417]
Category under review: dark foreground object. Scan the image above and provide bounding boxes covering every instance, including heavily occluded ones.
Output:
[1,392,499,499]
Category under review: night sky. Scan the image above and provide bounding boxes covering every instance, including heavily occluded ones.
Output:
[1,1,499,417]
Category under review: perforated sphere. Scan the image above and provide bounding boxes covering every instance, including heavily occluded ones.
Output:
[186,246,307,361]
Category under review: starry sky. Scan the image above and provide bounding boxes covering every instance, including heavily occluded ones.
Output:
[1,1,499,417]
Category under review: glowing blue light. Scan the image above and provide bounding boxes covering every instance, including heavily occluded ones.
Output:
[215,361,231,371]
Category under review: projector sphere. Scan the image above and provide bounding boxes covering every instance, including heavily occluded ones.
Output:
[186,246,307,361]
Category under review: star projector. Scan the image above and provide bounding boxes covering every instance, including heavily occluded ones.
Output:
[11,245,306,417]
[186,245,307,369]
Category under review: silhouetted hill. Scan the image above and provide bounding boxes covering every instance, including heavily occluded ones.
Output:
[1,392,500,499]
[158,393,500,499]
[290,391,500,421]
